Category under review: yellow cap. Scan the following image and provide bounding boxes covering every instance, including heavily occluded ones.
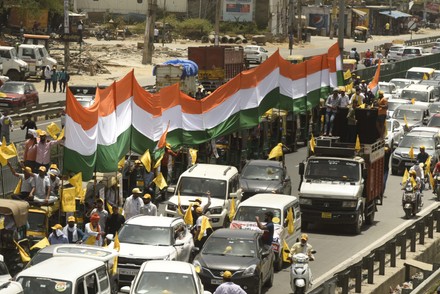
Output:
[38,166,47,172]
[420,145,425,149]
[194,198,202,204]
[51,224,63,230]
[222,271,232,278]
[135,159,142,164]
[24,167,32,173]
[143,193,151,199]
[301,233,308,241]
[39,130,47,136]
[67,216,76,222]
[50,164,58,169]
[132,188,142,194]
[409,170,416,175]
[196,206,203,213]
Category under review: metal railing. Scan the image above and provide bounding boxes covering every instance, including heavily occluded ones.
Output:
[309,206,440,294]
[8,100,65,124]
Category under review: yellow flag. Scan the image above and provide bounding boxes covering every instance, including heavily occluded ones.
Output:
[425,156,432,174]
[408,146,414,159]
[184,203,194,225]
[384,120,388,137]
[177,190,184,216]
[153,153,164,169]
[57,127,65,141]
[140,149,151,172]
[0,216,4,230]
[229,197,236,221]
[402,169,409,186]
[13,240,30,263]
[404,115,409,128]
[112,232,120,275]
[13,178,22,195]
[309,134,316,153]
[344,69,352,80]
[153,172,167,190]
[282,240,291,263]
[30,237,50,250]
[47,122,61,139]
[423,73,428,80]
[268,143,283,160]
[411,98,416,105]
[429,171,435,189]
[346,82,353,93]
[198,216,212,241]
[0,138,18,166]
[189,148,198,165]
[61,187,76,212]
[355,135,361,152]
[287,207,295,235]
[410,176,416,188]
[106,202,113,214]
[118,156,125,169]
[68,172,85,198]
[358,103,366,109]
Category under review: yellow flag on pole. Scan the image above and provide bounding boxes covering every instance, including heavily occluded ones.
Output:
[429,171,435,189]
[177,190,184,216]
[184,203,194,225]
[410,176,417,188]
[68,172,84,198]
[309,134,316,153]
[287,207,295,235]
[111,232,120,275]
[404,115,409,129]
[402,169,409,186]
[198,216,212,241]
[57,127,65,141]
[425,156,432,174]
[411,98,416,105]
[282,240,291,263]
[118,156,125,169]
[153,153,164,169]
[61,187,76,213]
[30,237,50,251]
[13,178,22,195]
[268,143,283,160]
[14,240,30,263]
[229,197,236,221]
[408,146,414,159]
[140,149,151,172]
[47,122,61,139]
[358,103,366,109]
[0,137,18,166]
[153,172,167,190]
[355,135,361,152]
[344,69,352,80]
[189,148,198,165]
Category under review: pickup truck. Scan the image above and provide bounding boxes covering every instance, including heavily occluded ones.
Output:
[17,44,57,78]
[0,46,29,81]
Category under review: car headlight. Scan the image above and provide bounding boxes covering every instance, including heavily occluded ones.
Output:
[167,203,177,211]
[20,66,26,71]
[342,201,357,208]
[299,198,312,205]
[209,207,223,215]
[242,264,256,277]
[193,260,202,274]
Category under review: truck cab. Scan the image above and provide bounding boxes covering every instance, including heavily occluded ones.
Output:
[26,202,61,246]
[17,44,43,77]
[35,45,57,69]
[0,46,29,81]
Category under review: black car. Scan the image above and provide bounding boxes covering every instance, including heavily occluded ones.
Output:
[240,159,292,200]
[193,228,274,294]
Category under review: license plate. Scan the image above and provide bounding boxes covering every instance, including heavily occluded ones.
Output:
[321,212,332,219]
[118,268,139,276]
[211,279,222,285]
[0,103,8,107]
[405,162,413,166]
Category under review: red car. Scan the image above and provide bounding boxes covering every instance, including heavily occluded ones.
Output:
[0,81,39,108]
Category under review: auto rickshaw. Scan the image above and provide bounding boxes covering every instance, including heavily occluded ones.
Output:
[353,26,369,42]
[343,59,358,72]
[286,55,305,64]
[27,201,60,246]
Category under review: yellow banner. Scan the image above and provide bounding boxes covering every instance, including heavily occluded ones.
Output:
[61,187,76,212]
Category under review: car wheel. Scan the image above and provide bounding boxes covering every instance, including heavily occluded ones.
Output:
[352,209,363,235]
[7,70,20,81]
[274,252,283,271]
[265,266,274,287]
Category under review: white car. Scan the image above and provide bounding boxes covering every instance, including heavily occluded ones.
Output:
[389,78,419,98]
[432,39,440,53]
[387,45,405,62]
[107,215,195,287]
[244,45,268,64]
[386,118,404,149]
[401,46,429,60]
[378,82,397,99]
[120,260,212,294]
[387,98,411,118]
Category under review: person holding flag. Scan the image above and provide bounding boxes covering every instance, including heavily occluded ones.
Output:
[6,161,35,200]
[376,91,388,139]
[255,211,274,249]
[83,213,106,246]
[193,207,213,249]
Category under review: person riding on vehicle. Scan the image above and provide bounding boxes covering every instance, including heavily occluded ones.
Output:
[410,161,425,192]
[417,146,430,165]
[290,233,314,260]
[405,170,423,209]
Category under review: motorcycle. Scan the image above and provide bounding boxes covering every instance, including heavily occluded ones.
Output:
[290,250,316,294]
[402,180,422,219]
[434,174,440,201]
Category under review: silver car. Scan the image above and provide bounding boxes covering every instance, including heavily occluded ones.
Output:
[244,45,268,64]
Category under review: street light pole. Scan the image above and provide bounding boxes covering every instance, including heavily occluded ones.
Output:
[338,0,344,54]
[215,0,221,46]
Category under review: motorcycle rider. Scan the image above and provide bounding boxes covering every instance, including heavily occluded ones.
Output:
[410,161,425,192]
[433,161,440,193]
[417,146,429,165]
[405,170,423,209]
[290,234,314,286]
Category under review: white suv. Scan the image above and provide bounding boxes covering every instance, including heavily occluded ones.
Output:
[388,44,405,62]
[107,215,195,287]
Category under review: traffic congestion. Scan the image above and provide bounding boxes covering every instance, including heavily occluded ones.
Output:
[1,11,440,294]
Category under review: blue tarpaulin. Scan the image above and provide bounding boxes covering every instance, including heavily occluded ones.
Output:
[152,59,198,78]
[379,10,412,19]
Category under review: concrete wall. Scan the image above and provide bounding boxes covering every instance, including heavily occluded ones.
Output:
[76,0,188,14]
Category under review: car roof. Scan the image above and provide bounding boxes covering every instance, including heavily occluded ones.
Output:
[180,163,238,180]
[238,193,298,210]
[140,260,195,274]
[211,228,260,239]
[406,131,438,138]
[407,67,435,72]
[244,159,283,168]
[395,104,428,110]
[411,127,440,133]
[402,84,434,91]
[17,257,104,280]
[3,81,27,85]
[126,215,181,227]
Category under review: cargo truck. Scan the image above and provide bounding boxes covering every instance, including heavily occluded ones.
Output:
[153,59,198,94]
[298,108,385,234]
[188,46,245,92]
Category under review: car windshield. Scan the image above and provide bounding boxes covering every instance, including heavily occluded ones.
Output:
[202,237,257,257]
[241,165,283,181]
[177,177,226,199]
[393,108,424,121]
[26,252,52,268]
[135,272,196,294]
[118,224,172,246]
[379,84,393,94]
[0,83,25,94]
[28,212,46,233]
[78,99,94,108]
[430,104,440,114]
[18,277,72,294]
[406,71,429,80]
[305,159,360,181]
[234,207,282,224]
[388,101,405,112]
[390,80,409,89]
[427,116,440,127]
[401,90,429,102]
[399,136,434,149]
[38,47,48,58]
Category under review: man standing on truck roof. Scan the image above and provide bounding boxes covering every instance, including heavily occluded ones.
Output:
[6,161,35,200]
[63,216,85,244]
[350,87,365,107]
[324,89,341,136]
[376,91,388,139]
[29,166,52,203]
[35,131,60,172]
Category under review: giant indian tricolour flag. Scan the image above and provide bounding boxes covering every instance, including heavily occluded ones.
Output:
[64,44,343,180]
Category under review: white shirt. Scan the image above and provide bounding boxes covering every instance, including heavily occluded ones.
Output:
[213,282,247,294]
[84,223,103,246]
[140,202,157,216]
[18,173,35,193]
[339,95,350,107]
[123,195,143,219]
[34,175,50,198]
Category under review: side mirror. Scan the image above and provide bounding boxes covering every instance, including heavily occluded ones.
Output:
[167,186,176,194]
[393,141,399,148]
[120,286,130,293]
[106,234,114,241]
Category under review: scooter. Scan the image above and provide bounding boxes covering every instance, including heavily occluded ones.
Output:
[290,250,316,294]
[402,181,422,219]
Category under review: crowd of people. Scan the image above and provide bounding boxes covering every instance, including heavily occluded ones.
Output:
[43,65,70,93]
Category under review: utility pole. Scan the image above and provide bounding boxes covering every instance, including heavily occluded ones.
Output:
[162,0,166,46]
[142,0,157,65]
[63,0,70,69]
[329,0,337,39]
[338,0,344,54]
[214,0,221,46]
[297,0,302,45]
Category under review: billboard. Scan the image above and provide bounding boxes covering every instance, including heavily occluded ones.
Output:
[223,0,253,22]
